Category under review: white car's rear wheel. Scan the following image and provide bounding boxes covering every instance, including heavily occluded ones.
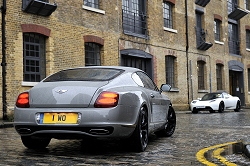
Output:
[218,102,224,113]
[234,101,241,112]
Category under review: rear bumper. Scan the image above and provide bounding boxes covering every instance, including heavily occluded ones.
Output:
[14,123,136,139]
[14,106,139,139]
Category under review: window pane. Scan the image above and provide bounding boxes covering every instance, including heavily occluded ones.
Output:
[216,64,223,90]
[198,61,205,90]
[23,33,46,82]
[85,42,101,66]
[163,2,173,29]
[246,30,250,49]
[165,56,175,87]
[122,0,147,36]
[84,0,99,9]
[248,69,250,91]
[214,20,221,41]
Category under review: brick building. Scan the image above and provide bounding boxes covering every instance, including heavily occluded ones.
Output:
[1,0,250,119]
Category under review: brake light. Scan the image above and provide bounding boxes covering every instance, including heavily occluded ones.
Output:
[16,92,30,108]
[94,91,119,108]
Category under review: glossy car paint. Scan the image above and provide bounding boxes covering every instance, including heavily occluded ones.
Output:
[14,66,171,140]
[190,92,240,112]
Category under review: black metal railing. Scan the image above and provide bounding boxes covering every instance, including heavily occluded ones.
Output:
[122,10,147,37]
[228,40,240,55]
[22,0,57,17]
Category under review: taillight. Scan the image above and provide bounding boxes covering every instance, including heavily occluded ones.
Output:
[16,92,30,108]
[94,91,119,108]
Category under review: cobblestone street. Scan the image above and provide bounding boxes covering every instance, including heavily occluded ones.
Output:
[1,110,250,165]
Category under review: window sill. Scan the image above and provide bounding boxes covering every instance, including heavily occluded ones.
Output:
[215,40,224,45]
[82,5,105,14]
[169,88,179,92]
[163,27,177,33]
[198,90,209,93]
[246,48,250,52]
[22,81,38,87]
[123,30,149,39]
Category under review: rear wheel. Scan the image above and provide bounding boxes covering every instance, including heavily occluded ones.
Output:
[209,110,215,113]
[131,106,148,152]
[21,136,51,149]
[234,101,241,112]
[218,102,224,113]
[155,106,176,137]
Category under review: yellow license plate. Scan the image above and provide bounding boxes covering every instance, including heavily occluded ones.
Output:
[42,113,78,124]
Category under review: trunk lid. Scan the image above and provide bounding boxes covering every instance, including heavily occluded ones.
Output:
[29,81,108,108]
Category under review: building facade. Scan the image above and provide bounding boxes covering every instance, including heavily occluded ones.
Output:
[1,0,250,119]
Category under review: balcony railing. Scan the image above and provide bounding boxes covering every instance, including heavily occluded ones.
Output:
[22,0,57,17]
[228,2,248,20]
[195,0,210,7]
[196,28,213,51]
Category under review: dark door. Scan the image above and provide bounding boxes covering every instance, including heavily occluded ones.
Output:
[229,70,245,106]
[196,12,205,47]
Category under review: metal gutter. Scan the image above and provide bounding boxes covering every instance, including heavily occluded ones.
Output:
[1,0,7,120]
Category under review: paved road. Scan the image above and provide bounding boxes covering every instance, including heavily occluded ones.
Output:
[1,109,250,165]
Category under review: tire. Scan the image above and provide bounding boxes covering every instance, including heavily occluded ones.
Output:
[131,106,148,152]
[218,102,224,113]
[155,106,176,137]
[192,108,198,114]
[234,101,241,112]
[21,136,51,149]
[209,110,215,113]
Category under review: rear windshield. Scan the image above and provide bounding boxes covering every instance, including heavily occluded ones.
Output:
[201,93,221,101]
[43,68,124,82]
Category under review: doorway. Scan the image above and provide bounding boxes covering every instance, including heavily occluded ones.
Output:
[229,70,245,106]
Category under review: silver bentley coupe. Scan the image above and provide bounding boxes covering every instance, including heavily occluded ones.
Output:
[14,66,176,152]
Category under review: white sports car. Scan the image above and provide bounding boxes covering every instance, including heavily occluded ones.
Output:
[190,92,241,113]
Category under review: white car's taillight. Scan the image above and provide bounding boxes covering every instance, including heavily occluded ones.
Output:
[16,92,30,108]
[94,91,119,108]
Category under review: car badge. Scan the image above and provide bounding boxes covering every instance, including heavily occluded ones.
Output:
[55,89,68,94]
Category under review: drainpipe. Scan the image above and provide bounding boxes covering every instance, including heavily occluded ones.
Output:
[185,0,190,104]
[1,0,7,120]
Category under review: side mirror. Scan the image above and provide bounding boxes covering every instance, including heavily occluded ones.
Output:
[160,84,171,93]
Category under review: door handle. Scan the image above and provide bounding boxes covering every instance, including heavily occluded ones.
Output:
[150,93,155,98]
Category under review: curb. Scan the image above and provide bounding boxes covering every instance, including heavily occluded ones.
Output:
[0,122,14,128]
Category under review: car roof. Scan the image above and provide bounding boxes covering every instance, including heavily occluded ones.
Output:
[62,66,143,73]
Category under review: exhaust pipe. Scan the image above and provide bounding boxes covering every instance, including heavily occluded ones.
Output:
[89,129,110,135]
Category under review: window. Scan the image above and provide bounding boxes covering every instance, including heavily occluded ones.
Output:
[245,0,250,10]
[136,71,158,91]
[248,69,250,91]
[197,61,205,90]
[23,33,46,82]
[85,42,101,66]
[84,0,99,9]
[122,0,147,37]
[214,19,221,41]
[246,30,250,49]
[165,56,175,88]
[216,64,223,90]
[228,23,240,55]
[196,11,204,47]
[163,2,173,29]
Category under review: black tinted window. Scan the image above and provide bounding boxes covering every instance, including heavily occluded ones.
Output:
[201,93,221,101]
[136,71,158,91]
[44,68,124,82]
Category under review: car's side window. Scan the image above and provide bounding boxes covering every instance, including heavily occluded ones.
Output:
[135,72,159,91]
[132,73,144,87]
